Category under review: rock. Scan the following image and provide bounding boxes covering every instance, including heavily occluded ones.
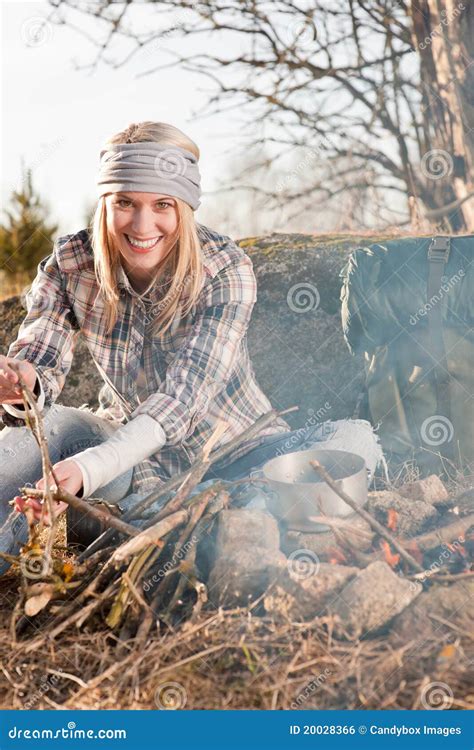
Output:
[244,234,368,426]
[398,475,450,507]
[214,509,280,555]
[208,509,285,607]
[329,561,422,639]
[367,491,438,536]
[390,579,474,646]
[265,563,359,621]
[207,548,287,608]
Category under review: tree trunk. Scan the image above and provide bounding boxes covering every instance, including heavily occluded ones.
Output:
[410,0,474,231]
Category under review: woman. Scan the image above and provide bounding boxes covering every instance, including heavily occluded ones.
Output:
[0,121,384,572]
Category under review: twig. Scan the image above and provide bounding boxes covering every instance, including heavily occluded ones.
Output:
[415,570,474,583]
[404,514,473,552]
[111,509,189,563]
[309,459,424,573]
[10,363,58,570]
[156,420,229,521]
[360,514,474,566]
[305,515,373,539]
[23,486,142,540]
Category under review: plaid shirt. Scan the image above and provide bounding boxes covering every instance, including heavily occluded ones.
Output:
[5,224,290,494]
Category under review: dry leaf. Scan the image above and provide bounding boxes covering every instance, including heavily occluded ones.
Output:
[25,589,53,617]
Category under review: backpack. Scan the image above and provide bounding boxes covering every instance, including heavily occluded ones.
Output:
[340,235,473,478]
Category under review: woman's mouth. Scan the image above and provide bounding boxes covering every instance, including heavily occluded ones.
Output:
[124,234,163,252]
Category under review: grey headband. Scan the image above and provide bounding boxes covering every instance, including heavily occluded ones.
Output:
[96,142,201,210]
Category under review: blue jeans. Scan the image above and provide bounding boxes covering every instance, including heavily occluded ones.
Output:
[0,403,385,573]
[0,403,134,575]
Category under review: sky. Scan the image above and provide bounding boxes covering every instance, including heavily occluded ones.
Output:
[1,0,272,238]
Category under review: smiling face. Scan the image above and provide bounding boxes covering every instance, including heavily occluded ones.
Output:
[105,191,180,288]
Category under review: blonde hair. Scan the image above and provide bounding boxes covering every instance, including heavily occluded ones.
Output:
[90,121,204,337]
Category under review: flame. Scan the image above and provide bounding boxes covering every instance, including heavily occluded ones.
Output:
[387,508,398,532]
[381,540,400,568]
[328,548,347,565]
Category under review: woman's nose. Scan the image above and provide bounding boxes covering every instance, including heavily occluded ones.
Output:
[130,209,162,237]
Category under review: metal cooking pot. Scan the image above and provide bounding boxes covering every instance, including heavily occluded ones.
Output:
[262,448,368,532]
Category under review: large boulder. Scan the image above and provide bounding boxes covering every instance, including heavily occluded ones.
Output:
[0,233,397,428]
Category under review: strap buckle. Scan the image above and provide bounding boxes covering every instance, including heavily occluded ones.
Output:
[428,236,451,263]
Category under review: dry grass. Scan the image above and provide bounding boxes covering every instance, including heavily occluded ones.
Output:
[0,561,472,711]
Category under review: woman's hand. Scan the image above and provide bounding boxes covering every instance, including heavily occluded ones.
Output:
[14,459,84,526]
[0,355,37,403]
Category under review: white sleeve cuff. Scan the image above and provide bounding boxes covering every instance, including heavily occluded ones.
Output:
[70,414,167,498]
[2,374,45,418]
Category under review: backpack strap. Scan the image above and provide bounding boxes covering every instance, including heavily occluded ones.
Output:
[427,236,453,450]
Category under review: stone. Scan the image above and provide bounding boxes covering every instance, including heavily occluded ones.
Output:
[397,475,450,507]
[329,561,422,639]
[214,509,280,555]
[367,490,438,536]
[207,548,287,608]
[265,563,359,621]
[390,579,474,646]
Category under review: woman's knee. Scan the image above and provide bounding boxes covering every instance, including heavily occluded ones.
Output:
[34,403,122,464]
[0,403,123,500]
[0,421,44,503]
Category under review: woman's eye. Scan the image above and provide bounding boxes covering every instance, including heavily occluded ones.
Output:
[115,200,171,208]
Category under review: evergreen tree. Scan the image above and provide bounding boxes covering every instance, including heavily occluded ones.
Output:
[0,167,58,278]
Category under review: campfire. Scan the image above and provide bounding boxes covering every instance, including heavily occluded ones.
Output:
[0,366,472,710]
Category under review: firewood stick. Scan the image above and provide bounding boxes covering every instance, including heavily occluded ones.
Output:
[309,459,425,574]
[111,509,189,563]
[158,420,229,520]
[305,515,373,538]
[359,513,474,566]
[10,363,59,564]
[404,513,473,552]
[148,490,215,614]
[23,486,141,540]
[79,405,298,561]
